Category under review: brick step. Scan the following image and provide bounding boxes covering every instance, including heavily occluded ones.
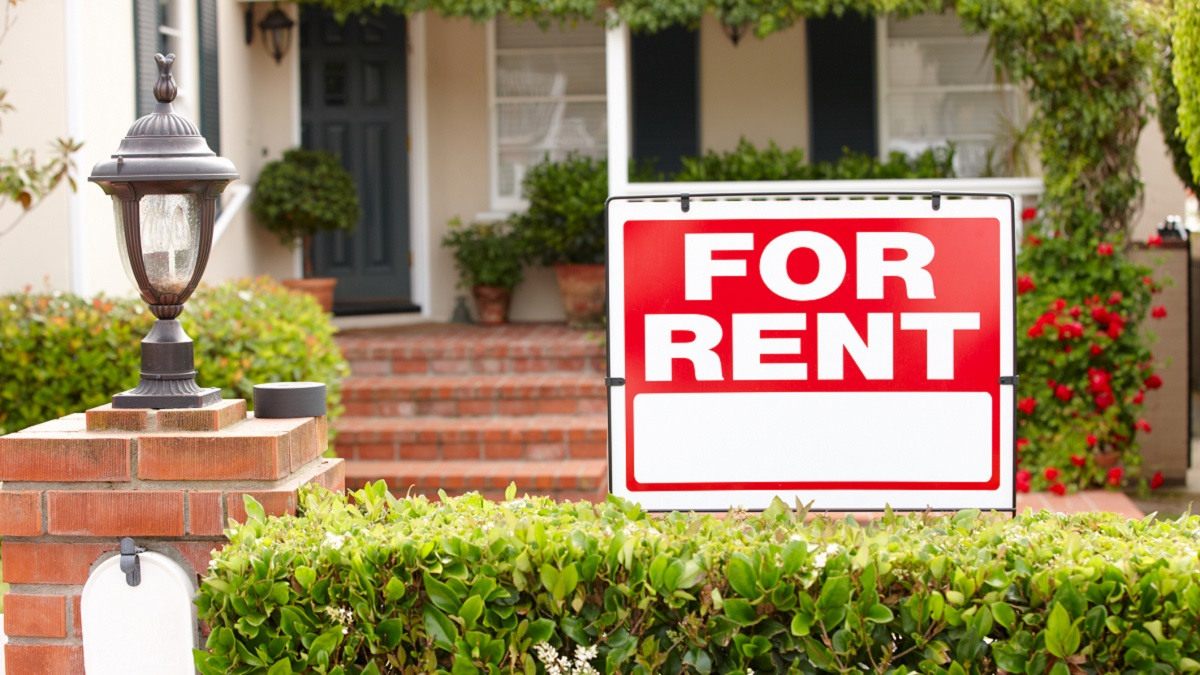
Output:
[343,458,608,503]
[337,323,605,376]
[332,415,608,461]
[342,373,608,417]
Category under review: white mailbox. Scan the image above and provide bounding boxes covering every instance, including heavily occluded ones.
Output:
[81,543,198,674]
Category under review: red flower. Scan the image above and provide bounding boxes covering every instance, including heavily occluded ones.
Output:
[1016,469,1031,482]
[1106,467,1124,487]
[1150,472,1164,490]
[1152,305,1167,319]
[1086,434,1098,448]
[1021,207,1038,221]
[1091,306,1109,324]
[1044,467,1060,481]
[1069,305,1081,319]
[1090,344,1104,356]
[1108,291,1123,305]
[1097,242,1114,256]
[1052,298,1067,311]
[1016,477,1031,493]
[1018,397,1037,415]
[1026,234,1042,247]
[1135,419,1152,433]
[1145,374,1163,390]
[1017,275,1036,295]
[1070,454,1087,467]
[1132,390,1145,404]
[1094,391,1115,410]
[1049,482,1067,496]
[1054,385,1073,402]
[1027,324,1044,338]
[1147,234,1163,247]
[1106,318,1124,339]
[1087,368,1112,393]
[1016,438,1029,451]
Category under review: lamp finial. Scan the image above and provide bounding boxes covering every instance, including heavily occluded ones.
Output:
[154,53,178,104]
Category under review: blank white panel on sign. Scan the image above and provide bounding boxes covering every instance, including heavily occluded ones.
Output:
[633,392,991,484]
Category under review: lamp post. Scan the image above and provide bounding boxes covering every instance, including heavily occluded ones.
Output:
[89,53,238,409]
[258,4,295,64]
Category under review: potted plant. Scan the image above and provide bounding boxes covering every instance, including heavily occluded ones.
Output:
[510,153,607,328]
[250,148,360,311]
[442,218,526,325]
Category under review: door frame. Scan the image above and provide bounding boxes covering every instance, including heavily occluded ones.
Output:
[289,13,432,319]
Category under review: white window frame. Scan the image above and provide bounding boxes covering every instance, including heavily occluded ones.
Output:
[157,0,200,122]
[874,15,1027,175]
[486,18,608,213]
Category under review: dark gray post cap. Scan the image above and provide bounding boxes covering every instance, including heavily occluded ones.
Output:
[253,382,326,418]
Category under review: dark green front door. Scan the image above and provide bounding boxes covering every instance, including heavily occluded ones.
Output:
[300,9,414,314]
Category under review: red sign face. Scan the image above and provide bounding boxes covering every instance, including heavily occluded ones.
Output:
[608,200,1015,511]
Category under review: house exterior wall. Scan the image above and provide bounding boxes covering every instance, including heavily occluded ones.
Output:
[0,0,72,293]
[698,16,809,154]
[1134,117,1188,240]
[203,1,297,286]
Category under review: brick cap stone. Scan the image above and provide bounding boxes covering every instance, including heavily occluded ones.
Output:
[86,399,246,432]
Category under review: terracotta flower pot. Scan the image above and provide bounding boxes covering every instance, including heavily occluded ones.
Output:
[282,278,337,312]
[1093,451,1122,468]
[472,285,512,326]
[553,263,606,329]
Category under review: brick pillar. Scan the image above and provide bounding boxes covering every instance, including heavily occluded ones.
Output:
[0,400,344,673]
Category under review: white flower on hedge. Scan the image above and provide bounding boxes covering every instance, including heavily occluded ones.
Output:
[238,290,253,302]
[534,642,599,675]
[324,532,349,550]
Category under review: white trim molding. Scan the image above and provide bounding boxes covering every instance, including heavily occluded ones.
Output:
[408,12,431,317]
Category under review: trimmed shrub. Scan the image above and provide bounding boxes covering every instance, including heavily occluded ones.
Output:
[197,484,1200,674]
[673,138,956,182]
[0,276,348,434]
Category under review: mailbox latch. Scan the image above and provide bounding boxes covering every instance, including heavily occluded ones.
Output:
[120,537,146,587]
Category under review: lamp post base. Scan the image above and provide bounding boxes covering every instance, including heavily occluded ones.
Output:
[112,387,222,410]
[112,318,220,410]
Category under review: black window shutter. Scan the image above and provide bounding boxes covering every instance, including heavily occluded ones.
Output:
[198,0,221,153]
[631,26,699,176]
[133,0,159,117]
[806,15,877,163]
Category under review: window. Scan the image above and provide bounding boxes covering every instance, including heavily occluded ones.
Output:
[489,17,607,210]
[878,14,1026,177]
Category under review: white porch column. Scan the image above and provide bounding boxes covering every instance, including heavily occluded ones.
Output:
[605,13,630,197]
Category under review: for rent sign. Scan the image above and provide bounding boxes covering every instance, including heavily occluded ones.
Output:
[606,195,1016,511]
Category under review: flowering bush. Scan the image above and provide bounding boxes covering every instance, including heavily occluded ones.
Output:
[1014,219,1167,493]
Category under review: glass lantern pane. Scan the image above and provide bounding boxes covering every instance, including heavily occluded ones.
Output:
[111,198,140,292]
[138,194,202,296]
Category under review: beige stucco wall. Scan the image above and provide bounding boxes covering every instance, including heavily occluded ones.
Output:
[0,0,72,293]
[1133,113,1188,241]
[203,1,296,286]
[698,16,809,154]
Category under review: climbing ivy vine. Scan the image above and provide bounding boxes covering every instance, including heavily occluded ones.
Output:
[1173,0,1200,186]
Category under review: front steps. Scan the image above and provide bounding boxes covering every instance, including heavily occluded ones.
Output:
[334,324,609,502]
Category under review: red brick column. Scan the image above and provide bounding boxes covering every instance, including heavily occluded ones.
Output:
[0,400,343,673]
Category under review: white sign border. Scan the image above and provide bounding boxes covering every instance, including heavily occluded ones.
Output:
[605,193,1016,512]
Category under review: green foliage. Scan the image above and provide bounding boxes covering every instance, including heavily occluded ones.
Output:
[1173,0,1200,184]
[0,277,349,435]
[510,153,609,266]
[251,148,361,247]
[1155,35,1198,194]
[1013,224,1165,492]
[442,219,527,292]
[674,139,956,182]
[957,0,1162,238]
[198,485,1200,674]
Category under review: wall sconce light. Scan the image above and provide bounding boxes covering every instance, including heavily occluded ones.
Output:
[259,4,296,64]
[244,3,295,64]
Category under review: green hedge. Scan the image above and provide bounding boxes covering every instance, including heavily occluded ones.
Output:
[0,276,348,434]
[197,484,1200,674]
